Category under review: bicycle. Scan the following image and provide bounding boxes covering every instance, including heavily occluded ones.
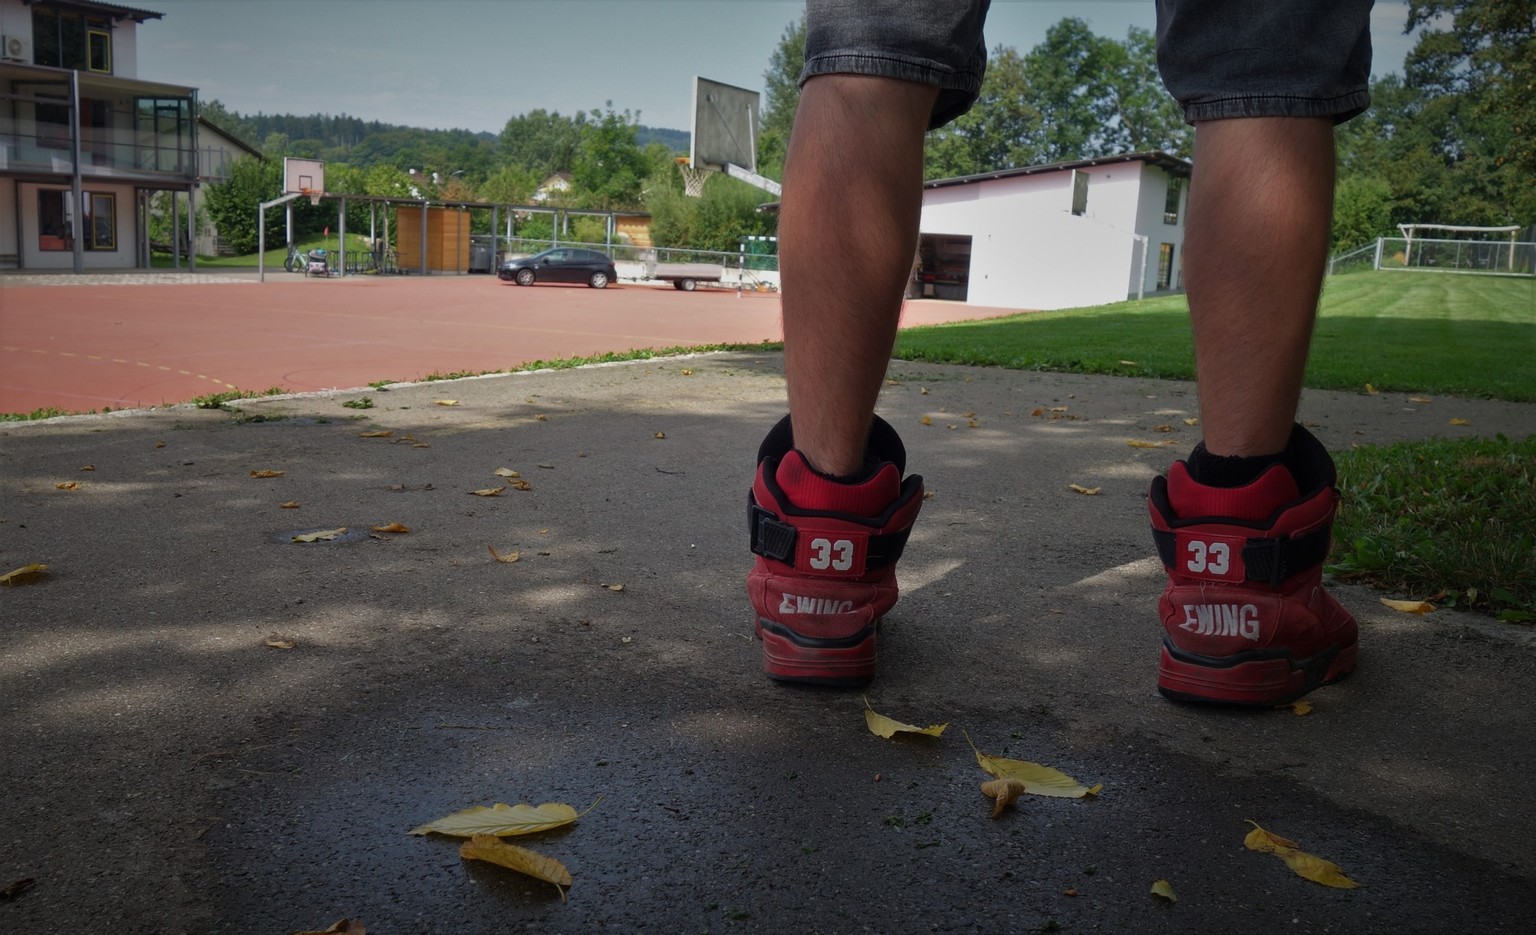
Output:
[283,243,304,273]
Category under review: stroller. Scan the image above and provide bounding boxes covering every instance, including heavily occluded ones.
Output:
[303,248,331,278]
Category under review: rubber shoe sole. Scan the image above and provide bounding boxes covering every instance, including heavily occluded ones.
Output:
[755,617,878,687]
[1156,637,1358,706]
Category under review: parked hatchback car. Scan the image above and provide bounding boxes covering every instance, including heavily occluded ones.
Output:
[498,248,619,289]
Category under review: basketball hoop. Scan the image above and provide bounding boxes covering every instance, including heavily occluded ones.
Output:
[302,188,322,207]
[676,156,710,198]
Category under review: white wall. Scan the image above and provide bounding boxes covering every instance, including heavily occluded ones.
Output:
[0,0,32,52]
[1130,163,1187,295]
[112,20,136,77]
[18,182,137,269]
[919,162,1151,311]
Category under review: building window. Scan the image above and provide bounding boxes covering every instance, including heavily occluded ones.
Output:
[37,190,117,252]
[1157,243,1176,290]
[1164,179,1184,225]
[1070,170,1089,216]
[31,8,112,72]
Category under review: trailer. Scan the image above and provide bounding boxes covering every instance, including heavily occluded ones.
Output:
[650,261,725,291]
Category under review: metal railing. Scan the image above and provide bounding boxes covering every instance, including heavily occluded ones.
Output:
[0,117,194,176]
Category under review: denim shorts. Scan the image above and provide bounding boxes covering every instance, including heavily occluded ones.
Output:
[801,0,1374,129]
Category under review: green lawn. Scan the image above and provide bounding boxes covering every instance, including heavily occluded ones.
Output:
[894,270,1536,402]
[152,231,374,269]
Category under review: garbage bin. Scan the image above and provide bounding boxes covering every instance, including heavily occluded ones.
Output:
[468,236,495,274]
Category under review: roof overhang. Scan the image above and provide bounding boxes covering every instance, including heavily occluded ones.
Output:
[22,0,164,23]
[925,151,1193,190]
[0,60,194,97]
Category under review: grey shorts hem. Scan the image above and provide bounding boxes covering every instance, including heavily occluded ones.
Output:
[801,52,985,128]
[1181,89,1371,124]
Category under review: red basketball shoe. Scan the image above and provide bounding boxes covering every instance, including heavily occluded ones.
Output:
[1148,425,1358,705]
[747,415,924,685]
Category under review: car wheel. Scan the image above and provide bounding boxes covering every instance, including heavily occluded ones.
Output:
[515,269,536,286]
[588,271,609,289]
[679,278,697,292]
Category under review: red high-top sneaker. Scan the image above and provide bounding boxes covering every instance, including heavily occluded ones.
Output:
[1148,425,1358,705]
[747,415,924,685]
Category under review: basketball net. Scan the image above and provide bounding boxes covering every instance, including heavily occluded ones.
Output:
[302,188,322,207]
[676,158,710,198]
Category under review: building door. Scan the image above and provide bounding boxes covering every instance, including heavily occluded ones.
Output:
[915,234,971,301]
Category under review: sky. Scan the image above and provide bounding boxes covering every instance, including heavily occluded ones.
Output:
[136,0,1423,136]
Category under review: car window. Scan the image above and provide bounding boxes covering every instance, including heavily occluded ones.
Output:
[544,251,567,263]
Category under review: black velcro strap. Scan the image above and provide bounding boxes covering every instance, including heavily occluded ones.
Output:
[866,528,913,569]
[1151,525,1331,586]
[749,502,797,562]
[1243,527,1331,587]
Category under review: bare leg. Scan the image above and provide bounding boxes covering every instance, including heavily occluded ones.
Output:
[779,75,939,476]
[1183,117,1336,456]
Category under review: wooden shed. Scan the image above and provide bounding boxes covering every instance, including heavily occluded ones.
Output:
[396,206,471,272]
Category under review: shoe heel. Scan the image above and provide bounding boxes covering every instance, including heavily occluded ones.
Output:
[756,618,877,687]
[1157,639,1356,706]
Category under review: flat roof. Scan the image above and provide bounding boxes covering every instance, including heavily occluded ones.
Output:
[925,151,1192,190]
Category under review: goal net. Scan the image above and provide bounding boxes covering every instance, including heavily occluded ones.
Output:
[1380,224,1535,275]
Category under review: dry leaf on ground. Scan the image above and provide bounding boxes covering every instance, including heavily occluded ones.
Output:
[487,546,521,563]
[371,522,411,534]
[1068,484,1102,495]
[981,778,1026,818]
[470,487,505,497]
[1127,440,1163,449]
[863,699,947,739]
[654,431,666,439]
[411,800,597,837]
[358,430,393,438]
[55,481,80,490]
[1184,417,1199,426]
[1449,418,1471,426]
[969,732,1101,798]
[265,635,297,650]
[250,470,285,478]
[292,528,347,543]
[1151,880,1178,902]
[1409,396,1432,404]
[0,877,37,901]
[291,919,366,935]
[460,834,571,899]
[605,583,625,592]
[434,399,459,406]
[1286,701,1314,716]
[495,468,521,478]
[920,415,933,426]
[1244,821,1359,889]
[280,501,301,509]
[1,564,48,586]
[80,465,95,471]
[509,479,533,491]
[1380,598,1434,615]
[534,414,548,421]
[1365,383,1378,395]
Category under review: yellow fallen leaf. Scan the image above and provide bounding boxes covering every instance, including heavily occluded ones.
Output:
[292,527,347,543]
[1150,879,1177,902]
[863,699,947,739]
[494,468,521,478]
[1127,439,1163,449]
[981,778,1026,819]
[265,635,296,650]
[970,737,1099,798]
[358,430,393,438]
[434,399,459,407]
[1449,418,1471,426]
[469,487,505,497]
[0,564,48,586]
[250,470,285,478]
[920,386,929,395]
[487,545,520,564]
[80,465,95,471]
[1152,424,1173,432]
[606,583,625,592]
[681,368,695,376]
[1068,484,1102,495]
[654,431,666,439]
[1408,396,1432,404]
[534,414,548,422]
[920,415,933,426]
[459,834,571,900]
[968,419,980,428]
[55,481,80,490]
[1365,383,1378,395]
[1049,406,1069,412]
[291,920,367,935]
[1380,598,1434,615]
[1119,359,1137,366]
[1183,417,1199,426]
[1244,821,1358,888]
[537,463,554,469]
[410,801,587,837]
[412,443,431,449]
[1287,700,1314,716]
[155,440,166,448]
[280,501,301,509]
[372,522,410,534]
[509,479,533,491]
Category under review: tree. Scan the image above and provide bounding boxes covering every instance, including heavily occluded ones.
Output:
[499,109,588,178]
[1331,176,1395,251]
[479,164,540,206]
[756,15,806,178]
[1099,27,1191,157]
[925,45,1042,178]
[203,156,283,254]
[646,174,776,252]
[571,105,651,210]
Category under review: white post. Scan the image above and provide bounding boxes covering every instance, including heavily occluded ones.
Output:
[1374,237,1384,270]
[1134,233,1148,301]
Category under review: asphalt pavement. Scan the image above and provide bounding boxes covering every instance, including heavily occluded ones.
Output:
[2,352,1534,934]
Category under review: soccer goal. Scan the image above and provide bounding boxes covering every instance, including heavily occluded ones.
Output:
[1378,224,1535,276]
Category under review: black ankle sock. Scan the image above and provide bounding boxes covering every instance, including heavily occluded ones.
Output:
[1185,442,1284,488]
[800,452,882,485]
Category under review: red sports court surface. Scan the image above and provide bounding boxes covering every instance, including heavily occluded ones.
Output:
[0,275,1022,414]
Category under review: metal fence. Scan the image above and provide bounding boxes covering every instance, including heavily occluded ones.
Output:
[1329,237,1536,277]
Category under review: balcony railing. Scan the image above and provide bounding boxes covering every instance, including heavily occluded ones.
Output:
[0,116,195,178]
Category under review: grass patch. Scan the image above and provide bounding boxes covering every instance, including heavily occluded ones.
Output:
[1331,434,1536,623]
[189,387,287,409]
[153,231,374,269]
[0,406,89,422]
[405,341,784,384]
[341,397,374,410]
[893,271,1536,402]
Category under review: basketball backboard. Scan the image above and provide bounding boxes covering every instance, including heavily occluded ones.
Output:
[690,76,761,172]
[283,157,325,195]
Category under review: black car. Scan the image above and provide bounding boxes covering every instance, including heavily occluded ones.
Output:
[498,248,618,289]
